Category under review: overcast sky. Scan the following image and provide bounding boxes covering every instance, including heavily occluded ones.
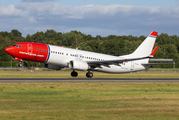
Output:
[0,0,179,37]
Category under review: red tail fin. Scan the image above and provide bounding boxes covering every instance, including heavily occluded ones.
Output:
[150,31,158,37]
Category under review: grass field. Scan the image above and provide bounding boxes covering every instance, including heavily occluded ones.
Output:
[0,82,179,120]
[0,70,179,119]
[0,69,179,78]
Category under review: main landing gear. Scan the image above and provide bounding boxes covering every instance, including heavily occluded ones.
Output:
[70,70,93,78]
[71,70,78,77]
[86,71,93,78]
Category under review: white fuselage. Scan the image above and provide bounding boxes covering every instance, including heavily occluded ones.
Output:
[46,45,148,73]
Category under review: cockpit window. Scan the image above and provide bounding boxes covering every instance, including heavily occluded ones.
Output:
[12,45,21,48]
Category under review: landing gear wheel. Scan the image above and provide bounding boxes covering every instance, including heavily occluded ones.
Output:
[18,61,23,67]
[71,71,78,77]
[86,72,93,78]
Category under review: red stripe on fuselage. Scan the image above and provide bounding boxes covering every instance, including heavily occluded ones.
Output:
[9,42,49,63]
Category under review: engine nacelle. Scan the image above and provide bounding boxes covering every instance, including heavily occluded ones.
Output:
[69,60,89,71]
[44,64,62,70]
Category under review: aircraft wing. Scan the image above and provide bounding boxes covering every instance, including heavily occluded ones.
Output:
[87,56,150,67]
[87,46,159,67]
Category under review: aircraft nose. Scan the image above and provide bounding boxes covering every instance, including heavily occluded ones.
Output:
[5,47,9,53]
[4,46,13,54]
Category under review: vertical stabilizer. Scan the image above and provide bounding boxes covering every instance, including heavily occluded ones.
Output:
[130,31,158,57]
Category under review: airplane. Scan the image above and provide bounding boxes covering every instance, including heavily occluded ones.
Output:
[5,31,160,78]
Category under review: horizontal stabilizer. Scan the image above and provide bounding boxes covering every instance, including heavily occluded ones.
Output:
[142,63,173,67]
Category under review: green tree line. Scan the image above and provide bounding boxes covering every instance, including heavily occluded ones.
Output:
[0,29,178,68]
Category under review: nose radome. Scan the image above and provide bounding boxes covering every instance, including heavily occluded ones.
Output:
[4,46,13,54]
[4,47,10,53]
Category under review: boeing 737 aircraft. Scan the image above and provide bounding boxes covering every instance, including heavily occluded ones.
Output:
[5,31,159,78]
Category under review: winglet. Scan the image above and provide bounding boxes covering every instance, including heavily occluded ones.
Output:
[149,46,158,57]
[149,31,158,37]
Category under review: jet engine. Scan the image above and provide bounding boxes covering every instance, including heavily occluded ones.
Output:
[69,60,89,71]
[44,64,62,70]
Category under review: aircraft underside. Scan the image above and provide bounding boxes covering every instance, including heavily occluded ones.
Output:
[70,63,147,78]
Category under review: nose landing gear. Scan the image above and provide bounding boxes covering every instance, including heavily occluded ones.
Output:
[18,61,23,67]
